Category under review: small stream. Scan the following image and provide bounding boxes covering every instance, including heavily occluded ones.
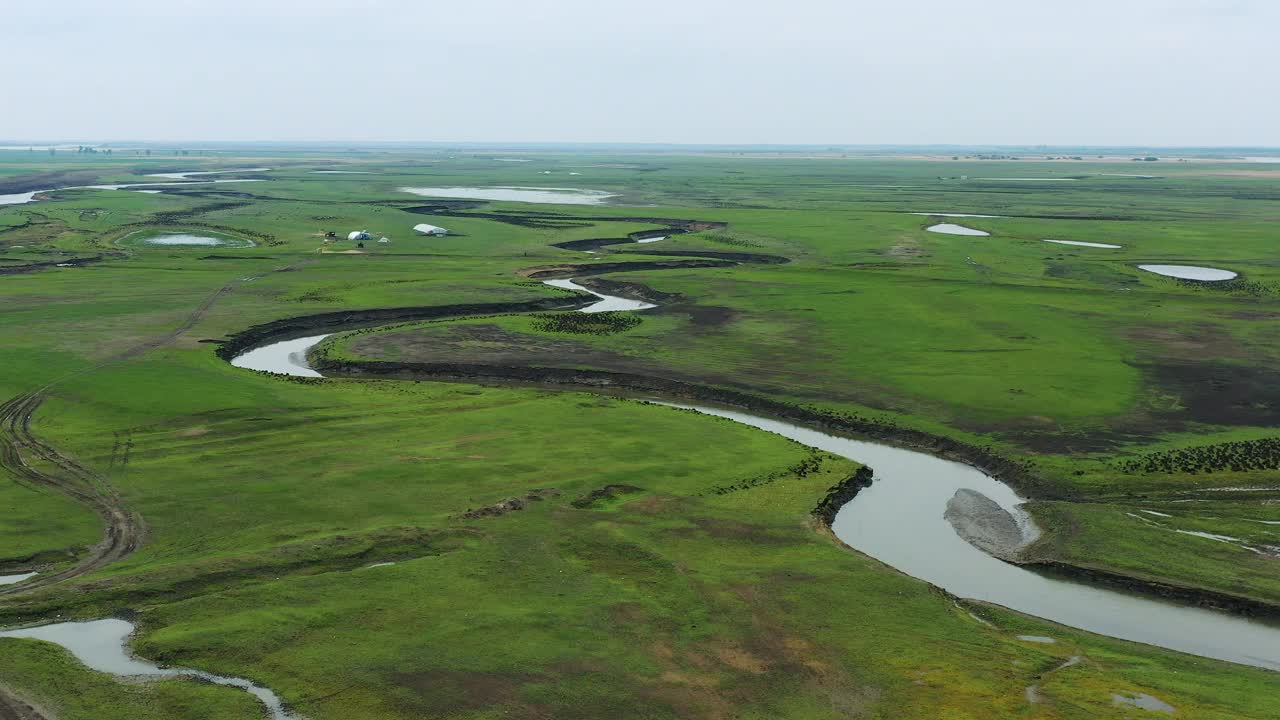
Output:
[541,278,656,312]
[218,280,1280,672]
[0,619,298,719]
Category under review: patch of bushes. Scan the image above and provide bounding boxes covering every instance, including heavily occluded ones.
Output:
[704,231,762,248]
[1177,277,1278,296]
[530,312,641,335]
[1117,436,1280,474]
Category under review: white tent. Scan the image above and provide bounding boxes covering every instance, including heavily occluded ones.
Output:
[347,230,370,241]
[413,223,448,237]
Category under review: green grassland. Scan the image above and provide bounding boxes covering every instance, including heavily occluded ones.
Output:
[1,150,1279,718]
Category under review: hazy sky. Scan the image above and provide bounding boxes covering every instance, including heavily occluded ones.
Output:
[7,0,1278,145]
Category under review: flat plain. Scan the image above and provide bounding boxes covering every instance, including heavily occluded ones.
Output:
[1,149,1279,719]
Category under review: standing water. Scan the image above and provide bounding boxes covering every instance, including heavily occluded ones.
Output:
[1138,265,1238,281]
[926,223,990,237]
[0,572,36,586]
[0,619,298,719]
[541,278,655,312]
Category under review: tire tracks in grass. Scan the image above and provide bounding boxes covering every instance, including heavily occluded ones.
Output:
[0,258,312,601]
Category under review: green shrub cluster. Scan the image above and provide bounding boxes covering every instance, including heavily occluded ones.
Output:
[530,312,641,335]
[1117,436,1280,475]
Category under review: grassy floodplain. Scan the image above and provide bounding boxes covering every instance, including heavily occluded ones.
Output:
[0,148,1279,718]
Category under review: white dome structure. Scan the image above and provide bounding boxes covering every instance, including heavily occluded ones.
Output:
[413,223,448,237]
[347,230,371,241]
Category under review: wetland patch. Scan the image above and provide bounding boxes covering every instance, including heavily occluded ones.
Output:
[400,186,617,205]
[1138,264,1237,281]
[926,223,990,236]
[1043,239,1121,249]
[117,229,255,248]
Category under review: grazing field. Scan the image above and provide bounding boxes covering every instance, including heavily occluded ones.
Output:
[1,149,1279,718]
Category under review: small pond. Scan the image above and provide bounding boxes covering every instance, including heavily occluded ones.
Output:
[1137,264,1237,281]
[400,186,616,205]
[118,230,254,249]
[1043,239,1121,249]
[926,223,990,237]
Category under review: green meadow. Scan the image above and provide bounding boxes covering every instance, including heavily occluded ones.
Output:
[1,150,1278,718]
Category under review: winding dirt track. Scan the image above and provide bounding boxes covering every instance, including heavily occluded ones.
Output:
[0,687,44,720]
[0,218,734,715]
[0,392,144,599]
[0,260,309,601]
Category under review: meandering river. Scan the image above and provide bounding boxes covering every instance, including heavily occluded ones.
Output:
[224,280,1280,672]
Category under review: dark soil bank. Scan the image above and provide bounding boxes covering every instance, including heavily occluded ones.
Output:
[1029,561,1280,619]
[214,297,593,360]
[812,467,875,525]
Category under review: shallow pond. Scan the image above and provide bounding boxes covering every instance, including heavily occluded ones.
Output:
[400,186,616,205]
[1112,692,1176,714]
[1043,239,1122,249]
[141,234,243,247]
[0,619,296,719]
[634,235,667,244]
[926,223,990,236]
[1138,264,1238,281]
[119,231,254,248]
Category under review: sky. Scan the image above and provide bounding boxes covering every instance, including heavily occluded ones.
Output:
[6,0,1278,146]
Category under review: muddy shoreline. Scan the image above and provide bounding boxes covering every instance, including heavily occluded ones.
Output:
[1030,561,1280,619]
